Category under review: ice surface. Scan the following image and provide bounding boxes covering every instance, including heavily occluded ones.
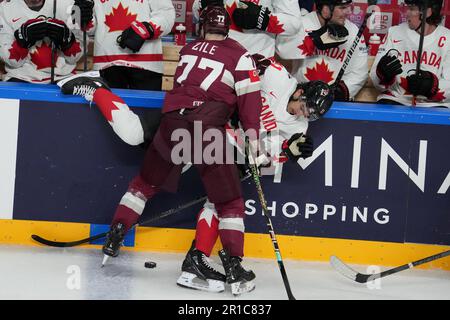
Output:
[0,245,448,300]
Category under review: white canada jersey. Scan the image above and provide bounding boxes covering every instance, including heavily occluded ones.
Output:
[259,61,308,158]
[369,23,450,108]
[90,0,175,73]
[0,0,84,83]
[193,0,301,58]
[276,11,368,99]
[227,62,307,164]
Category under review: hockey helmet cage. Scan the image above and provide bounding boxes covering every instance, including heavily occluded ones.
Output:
[297,81,334,121]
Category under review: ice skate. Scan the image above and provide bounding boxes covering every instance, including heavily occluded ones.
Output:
[57,71,110,102]
[218,249,255,296]
[177,241,226,293]
[101,223,125,266]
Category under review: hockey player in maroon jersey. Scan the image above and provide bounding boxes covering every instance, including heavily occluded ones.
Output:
[59,55,333,295]
[370,0,450,107]
[59,5,263,295]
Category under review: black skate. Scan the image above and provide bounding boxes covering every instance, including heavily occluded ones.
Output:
[101,223,125,266]
[177,241,226,293]
[218,249,256,296]
[57,71,110,102]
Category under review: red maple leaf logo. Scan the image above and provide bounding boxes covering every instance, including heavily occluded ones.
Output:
[30,43,52,70]
[104,3,137,32]
[400,77,411,94]
[63,40,82,57]
[227,2,243,32]
[9,41,29,61]
[431,90,446,101]
[304,59,334,83]
[267,15,285,34]
[298,36,315,56]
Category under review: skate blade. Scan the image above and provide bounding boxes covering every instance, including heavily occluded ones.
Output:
[231,280,256,296]
[176,272,225,293]
[56,71,101,88]
[101,255,109,267]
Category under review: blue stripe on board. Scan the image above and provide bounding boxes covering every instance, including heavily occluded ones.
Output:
[0,82,164,108]
[1,82,450,125]
[89,224,135,247]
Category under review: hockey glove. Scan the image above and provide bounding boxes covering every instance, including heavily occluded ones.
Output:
[282,133,314,162]
[117,21,154,53]
[14,18,47,48]
[200,0,224,10]
[138,110,162,149]
[73,0,94,29]
[376,53,403,86]
[309,23,348,50]
[406,70,439,99]
[333,80,350,101]
[232,1,271,31]
[47,18,76,51]
[251,53,271,76]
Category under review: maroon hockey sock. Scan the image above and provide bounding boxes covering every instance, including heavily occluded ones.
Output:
[111,204,141,233]
[219,229,244,257]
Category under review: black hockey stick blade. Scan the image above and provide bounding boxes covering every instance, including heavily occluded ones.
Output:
[31,232,107,248]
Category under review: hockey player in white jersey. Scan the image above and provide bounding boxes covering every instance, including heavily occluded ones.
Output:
[369,0,450,108]
[0,0,84,83]
[192,0,301,58]
[80,0,175,90]
[276,0,368,101]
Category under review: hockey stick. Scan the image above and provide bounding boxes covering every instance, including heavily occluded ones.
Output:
[50,0,57,84]
[330,249,450,283]
[247,148,296,300]
[31,173,252,247]
[334,0,378,85]
[411,1,428,106]
[83,30,88,72]
[31,195,208,247]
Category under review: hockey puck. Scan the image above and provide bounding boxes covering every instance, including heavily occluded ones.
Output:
[144,261,157,269]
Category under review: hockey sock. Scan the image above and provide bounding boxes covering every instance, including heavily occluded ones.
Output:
[93,88,145,145]
[195,206,220,256]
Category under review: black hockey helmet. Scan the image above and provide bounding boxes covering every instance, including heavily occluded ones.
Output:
[404,0,443,25]
[315,0,353,22]
[315,0,353,10]
[199,5,231,37]
[296,81,334,121]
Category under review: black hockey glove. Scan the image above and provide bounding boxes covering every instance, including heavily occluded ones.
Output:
[73,0,94,29]
[47,18,76,51]
[232,1,271,31]
[14,18,47,48]
[200,0,224,10]
[376,53,403,85]
[282,133,314,162]
[251,53,271,76]
[138,110,162,149]
[333,80,350,101]
[406,70,440,99]
[309,23,348,50]
[117,21,154,53]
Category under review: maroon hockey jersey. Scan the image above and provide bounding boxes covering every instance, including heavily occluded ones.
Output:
[163,37,262,133]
